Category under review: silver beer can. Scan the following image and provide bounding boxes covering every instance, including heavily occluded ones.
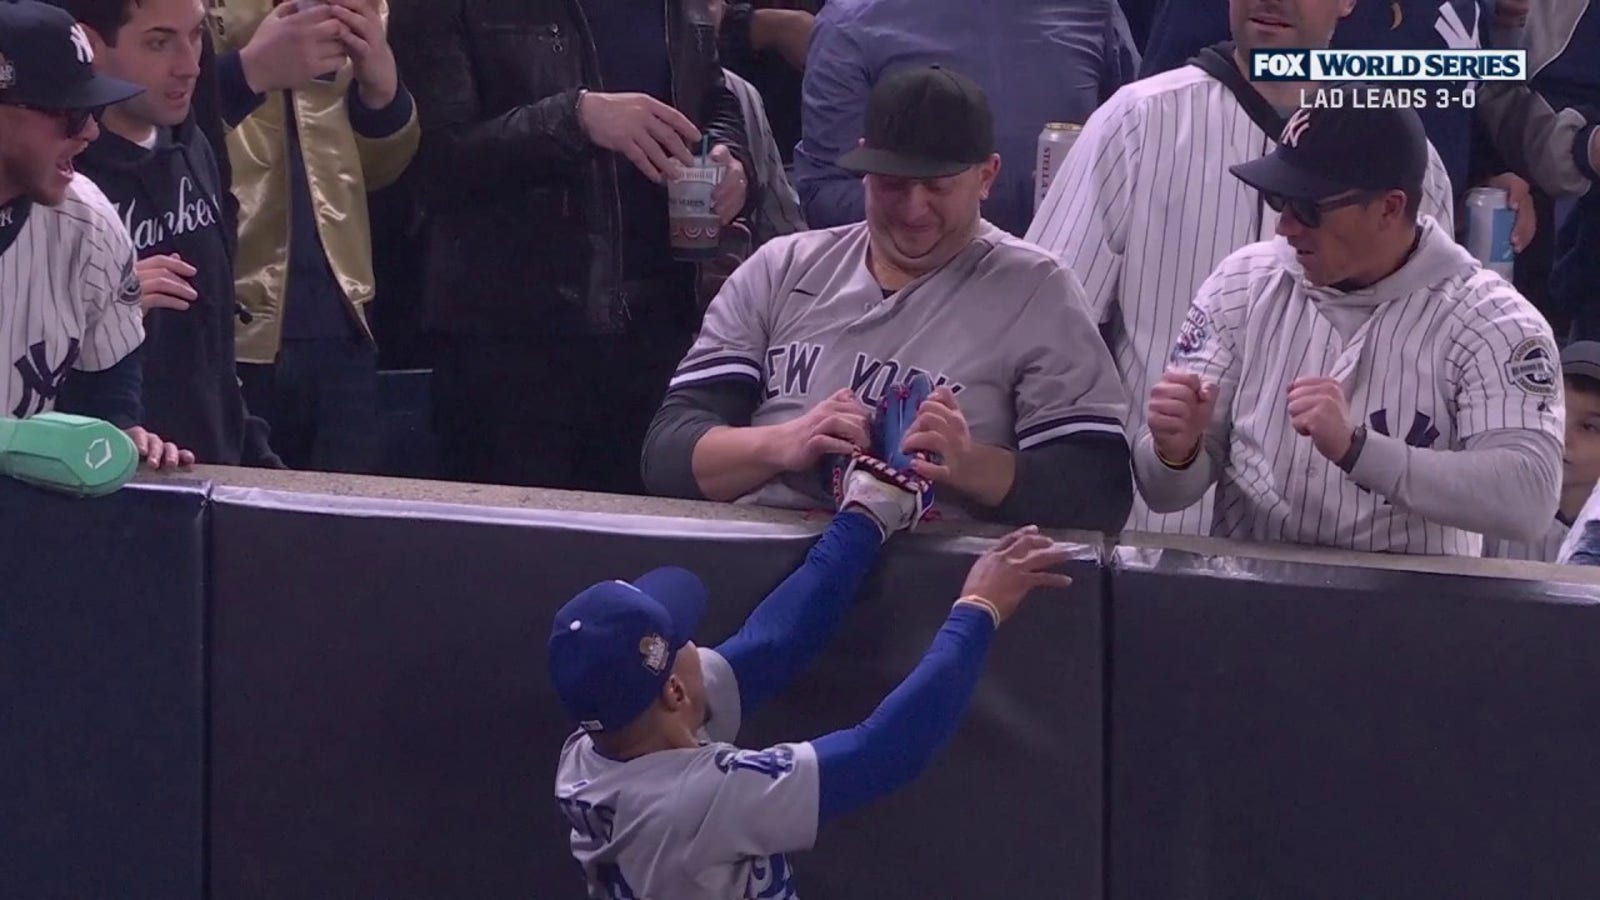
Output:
[1464,186,1515,280]
[1036,122,1082,214]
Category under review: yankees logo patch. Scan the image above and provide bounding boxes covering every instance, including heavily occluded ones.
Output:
[1172,306,1210,361]
[69,23,95,64]
[117,256,142,306]
[1505,337,1557,397]
[1281,108,1313,148]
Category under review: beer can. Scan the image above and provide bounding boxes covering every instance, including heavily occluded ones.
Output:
[1036,122,1082,214]
[1464,186,1515,280]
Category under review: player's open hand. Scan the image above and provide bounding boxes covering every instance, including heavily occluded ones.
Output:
[774,388,873,472]
[123,426,196,471]
[1483,173,1536,253]
[578,92,700,183]
[958,526,1074,625]
[902,386,970,486]
[136,254,197,313]
[709,145,748,225]
[1286,376,1354,462]
[1148,371,1216,466]
[238,0,348,93]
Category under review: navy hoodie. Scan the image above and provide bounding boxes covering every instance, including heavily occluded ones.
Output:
[75,116,279,466]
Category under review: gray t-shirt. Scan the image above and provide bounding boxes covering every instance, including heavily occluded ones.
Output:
[669,220,1129,517]
[554,648,821,899]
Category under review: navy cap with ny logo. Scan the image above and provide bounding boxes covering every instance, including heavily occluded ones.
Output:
[0,0,143,110]
[1229,82,1430,203]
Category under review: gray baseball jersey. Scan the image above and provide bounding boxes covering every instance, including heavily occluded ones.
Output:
[0,174,143,419]
[670,220,1129,517]
[1482,517,1568,563]
[1025,64,1456,536]
[1132,217,1563,555]
[555,647,819,899]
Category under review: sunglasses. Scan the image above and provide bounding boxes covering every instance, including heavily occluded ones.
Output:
[5,103,105,138]
[1261,190,1379,229]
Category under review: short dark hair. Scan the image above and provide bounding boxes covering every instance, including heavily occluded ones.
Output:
[1401,182,1422,220]
[1567,373,1600,399]
[47,0,137,46]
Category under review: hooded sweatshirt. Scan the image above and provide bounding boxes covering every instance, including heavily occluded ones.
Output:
[75,115,278,466]
[1132,216,1563,555]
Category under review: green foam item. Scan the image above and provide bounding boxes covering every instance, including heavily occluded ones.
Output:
[0,412,140,498]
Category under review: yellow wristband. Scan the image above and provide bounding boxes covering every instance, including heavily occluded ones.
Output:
[954,594,1002,629]
[1155,440,1200,470]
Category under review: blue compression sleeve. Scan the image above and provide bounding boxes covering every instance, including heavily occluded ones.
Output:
[714,511,882,718]
[812,605,995,824]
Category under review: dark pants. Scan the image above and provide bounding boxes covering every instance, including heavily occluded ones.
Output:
[239,337,381,474]
[431,324,693,494]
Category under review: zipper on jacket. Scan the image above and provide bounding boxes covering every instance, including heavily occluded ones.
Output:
[570,0,629,326]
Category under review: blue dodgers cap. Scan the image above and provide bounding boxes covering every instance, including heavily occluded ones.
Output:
[548,567,708,732]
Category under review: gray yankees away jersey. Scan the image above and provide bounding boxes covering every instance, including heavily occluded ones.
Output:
[1133,217,1563,555]
[0,174,143,419]
[1025,64,1456,537]
[555,648,819,900]
[1483,516,1568,563]
[670,220,1129,517]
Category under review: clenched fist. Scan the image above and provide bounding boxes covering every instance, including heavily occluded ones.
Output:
[1147,371,1217,466]
[772,388,873,473]
[1285,376,1354,463]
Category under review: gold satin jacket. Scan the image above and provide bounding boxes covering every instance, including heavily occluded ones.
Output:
[208,0,419,363]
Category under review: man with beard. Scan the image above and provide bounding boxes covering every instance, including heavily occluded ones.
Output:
[642,66,1132,530]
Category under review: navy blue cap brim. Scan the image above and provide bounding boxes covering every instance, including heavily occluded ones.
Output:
[1230,151,1354,203]
[3,70,144,111]
[838,145,977,179]
[1561,341,1600,381]
[630,567,707,648]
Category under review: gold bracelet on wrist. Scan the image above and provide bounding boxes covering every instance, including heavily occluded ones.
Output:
[954,594,1002,629]
[1155,441,1200,470]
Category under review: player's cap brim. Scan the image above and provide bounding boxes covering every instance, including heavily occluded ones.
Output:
[1230,152,1353,202]
[4,70,144,111]
[630,566,708,649]
[838,146,976,179]
[1561,341,1600,381]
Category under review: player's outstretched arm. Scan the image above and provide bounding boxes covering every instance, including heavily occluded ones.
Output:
[712,510,885,719]
[808,528,1071,823]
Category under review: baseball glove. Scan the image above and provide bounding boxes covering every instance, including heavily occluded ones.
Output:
[831,372,938,535]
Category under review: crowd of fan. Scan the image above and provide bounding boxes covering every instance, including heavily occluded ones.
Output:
[6,0,1600,563]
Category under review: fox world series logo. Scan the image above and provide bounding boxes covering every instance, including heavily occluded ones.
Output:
[1250,48,1526,83]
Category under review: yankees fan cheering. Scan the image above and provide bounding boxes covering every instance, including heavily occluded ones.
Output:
[1136,94,1563,555]
[643,66,1131,530]
[0,0,191,468]
[552,430,1071,898]
[1025,0,1455,538]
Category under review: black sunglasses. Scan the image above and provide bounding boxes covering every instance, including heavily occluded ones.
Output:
[5,103,105,137]
[1261,190,1378,229]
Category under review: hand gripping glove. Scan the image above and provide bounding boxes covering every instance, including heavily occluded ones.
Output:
[832,373,937,535]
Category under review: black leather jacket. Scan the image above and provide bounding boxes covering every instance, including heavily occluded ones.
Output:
[391,0,755,337]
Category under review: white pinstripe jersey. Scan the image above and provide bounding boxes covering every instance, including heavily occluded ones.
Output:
[1024,64,1456,536]
[670,220,1129,517]
[1150,218,1562,555]
[0,174,143,419]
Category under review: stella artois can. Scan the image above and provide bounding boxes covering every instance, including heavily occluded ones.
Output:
[1035,122,1082,213]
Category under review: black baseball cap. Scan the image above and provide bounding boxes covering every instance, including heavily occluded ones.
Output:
[838,64,995,179]
[0,0,143,110]
[1561,341,1600,381]
[1230,83,1428,202]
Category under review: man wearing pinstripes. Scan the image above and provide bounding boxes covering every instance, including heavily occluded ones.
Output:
[642,66,1132,529]
[0,0,192,468]
[1025,0,1455,537]
[1137,98,1561,556]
